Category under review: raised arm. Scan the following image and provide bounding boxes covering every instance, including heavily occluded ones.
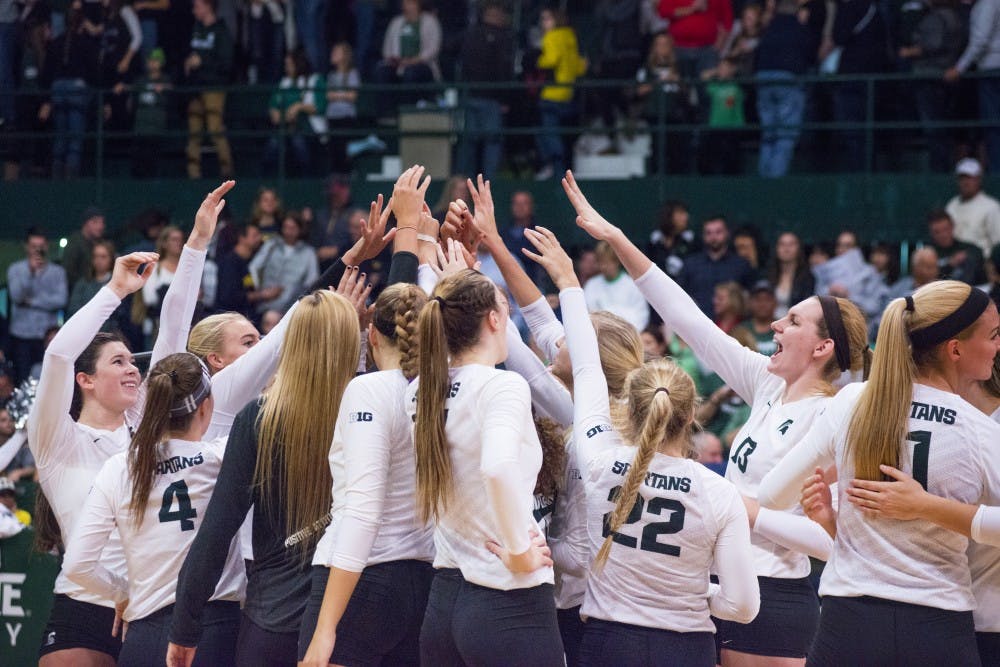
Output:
[28,252,158,466]
[0,430,28,472]
[504,319,573,429]
[561,170,768,403]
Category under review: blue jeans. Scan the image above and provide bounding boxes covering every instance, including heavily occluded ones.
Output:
[51,78,91,176]
[978,71,1000,171]
[0,21,17,124]
[263,131,310,174]
[456,97,503,179]
[294,0,328,74]
[756,70,806,178]
[139,18,158,57]
[536,98,576,173]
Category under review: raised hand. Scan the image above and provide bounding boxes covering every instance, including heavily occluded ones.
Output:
[466,174,500,243]
[108,252,160,299]
[431,238,475,280]
[334,266,374,331]
[391,165,432,228]
[486,528,553,574]
[342,194,396,266]
[561,170,618,241]
[522,227,579,291]
[190,180,236,250]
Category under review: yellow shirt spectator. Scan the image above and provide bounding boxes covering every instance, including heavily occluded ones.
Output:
[538,26,587,103]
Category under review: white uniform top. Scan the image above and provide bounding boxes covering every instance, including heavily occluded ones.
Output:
[968,409,1000,631]
[28,245,204,607]
[759,382,1000,611]
[558,287,758,631]
[404,365,552,590]
[634,266,834,578]
[313,370,434,570]
[63,438,246,621]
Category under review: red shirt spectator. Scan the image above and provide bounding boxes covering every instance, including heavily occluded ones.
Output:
[658,0,733,49]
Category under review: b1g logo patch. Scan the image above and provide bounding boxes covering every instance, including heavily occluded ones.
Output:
[349,412,374,423]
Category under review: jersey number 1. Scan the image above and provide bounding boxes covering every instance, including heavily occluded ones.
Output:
[159,480,197,531]
[907,430,931,490]
[602,485,686,557]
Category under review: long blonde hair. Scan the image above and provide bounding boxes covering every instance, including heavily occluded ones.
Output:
[188,313,252,373]
[596,359,696,568]
[253,291,359,552]
[371,283,427,380]
[591,311,644,400]
[414,270,498,522]
[846,281,980,481]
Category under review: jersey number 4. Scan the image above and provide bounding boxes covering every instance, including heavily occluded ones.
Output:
[602,485,686,557]
[158,480,197,531]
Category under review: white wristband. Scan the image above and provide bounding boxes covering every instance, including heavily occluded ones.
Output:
[417,234,437,244]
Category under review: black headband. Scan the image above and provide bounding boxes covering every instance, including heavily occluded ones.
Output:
[908,288,992,350]
[169,362,213,417]
[818,295,851,372]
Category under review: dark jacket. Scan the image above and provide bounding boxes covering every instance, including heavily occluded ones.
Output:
[459,21,514,104]
[187,19,234,86]
[678,249,756,317]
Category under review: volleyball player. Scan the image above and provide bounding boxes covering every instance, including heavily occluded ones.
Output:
[30,183,232,666]
[560,170,868,666]
[63,353,244,666]
[838,353,1000,665]
[758,282,1000,665]
[408,268,563,666]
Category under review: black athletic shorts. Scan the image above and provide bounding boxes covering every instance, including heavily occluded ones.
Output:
[579,617,715,667]
[38,594,123,660]
[558,605,586,667]
[297,560,433,667]
[119,601,239,667]
[420,568,564,667]
[977,631,1000,667]
[808,596,979,667]
[715,575,819,658]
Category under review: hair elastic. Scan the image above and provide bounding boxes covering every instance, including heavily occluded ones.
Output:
[654,387,670,397]
[904,295,915,312]
[169,362,213,417]
[908,287,991,350]
[818,295,852,372]
[434,296,447,308]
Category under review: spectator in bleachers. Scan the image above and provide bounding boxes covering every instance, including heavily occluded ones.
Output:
[326,42,360,174]
[755,0,821,177]
[500,190,543,285]
[216,222,282,321]
[657,0,733,79]
[249,211,319,314]
[742,279,778,355]
[692,430,724,465]
[945,157,1000,257]
[0,408,33,483]
[62,204,106,291]
[456,1,513,180]
[247,0,285,84]
[67,238,115,316]
[927,207,986,284]
[868,241,900,288]
[129,46,171,178]
[262,48,326,176]
[126,206,168,252]
[832,0,888,171]
[813,229,887,323]
[640,322,669,358]
[96,0,143,134]
[250,185,282,237]
[534,7,586,180]
[947,0,1000,170]
[311,174,352,270]
[184,0,234,179]
[712,279,746,333]
[677,215,755,317]
[293,0,326,75]
[766,230,815,317]
[732,224,763,278]
[7,226,67,383]
[633,32,689,172]
[139,223,184,333]
[591,0,644,137]
[575,246,599,285]
[720,2,762,77]
[9,9,52,180]
[133,0,168,58]
[584,240,651,331]
[49,1,99,179]
[898,0,966,172]
[431,174,470,222]
[373,0,441,116]
[887,245,940,299]
[700,56,745,174]
[647,199,697,278]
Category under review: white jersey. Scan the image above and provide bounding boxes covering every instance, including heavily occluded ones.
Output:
[29,249,205,607]
[968,409,1000,631]
[561,287,759,631]
[634,265,833,578]
[313,370,434,570]
[759,382,1000,611]
[63,438,245,621]
[404,365,552,591]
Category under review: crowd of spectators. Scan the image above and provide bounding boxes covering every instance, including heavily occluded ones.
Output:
[3,157,1000,478]
[2,0,1000,180]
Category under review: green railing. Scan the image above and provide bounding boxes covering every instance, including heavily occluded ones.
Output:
[5,69,996,192]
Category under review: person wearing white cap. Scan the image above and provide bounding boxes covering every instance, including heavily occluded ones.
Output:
[945,158,1000,257]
